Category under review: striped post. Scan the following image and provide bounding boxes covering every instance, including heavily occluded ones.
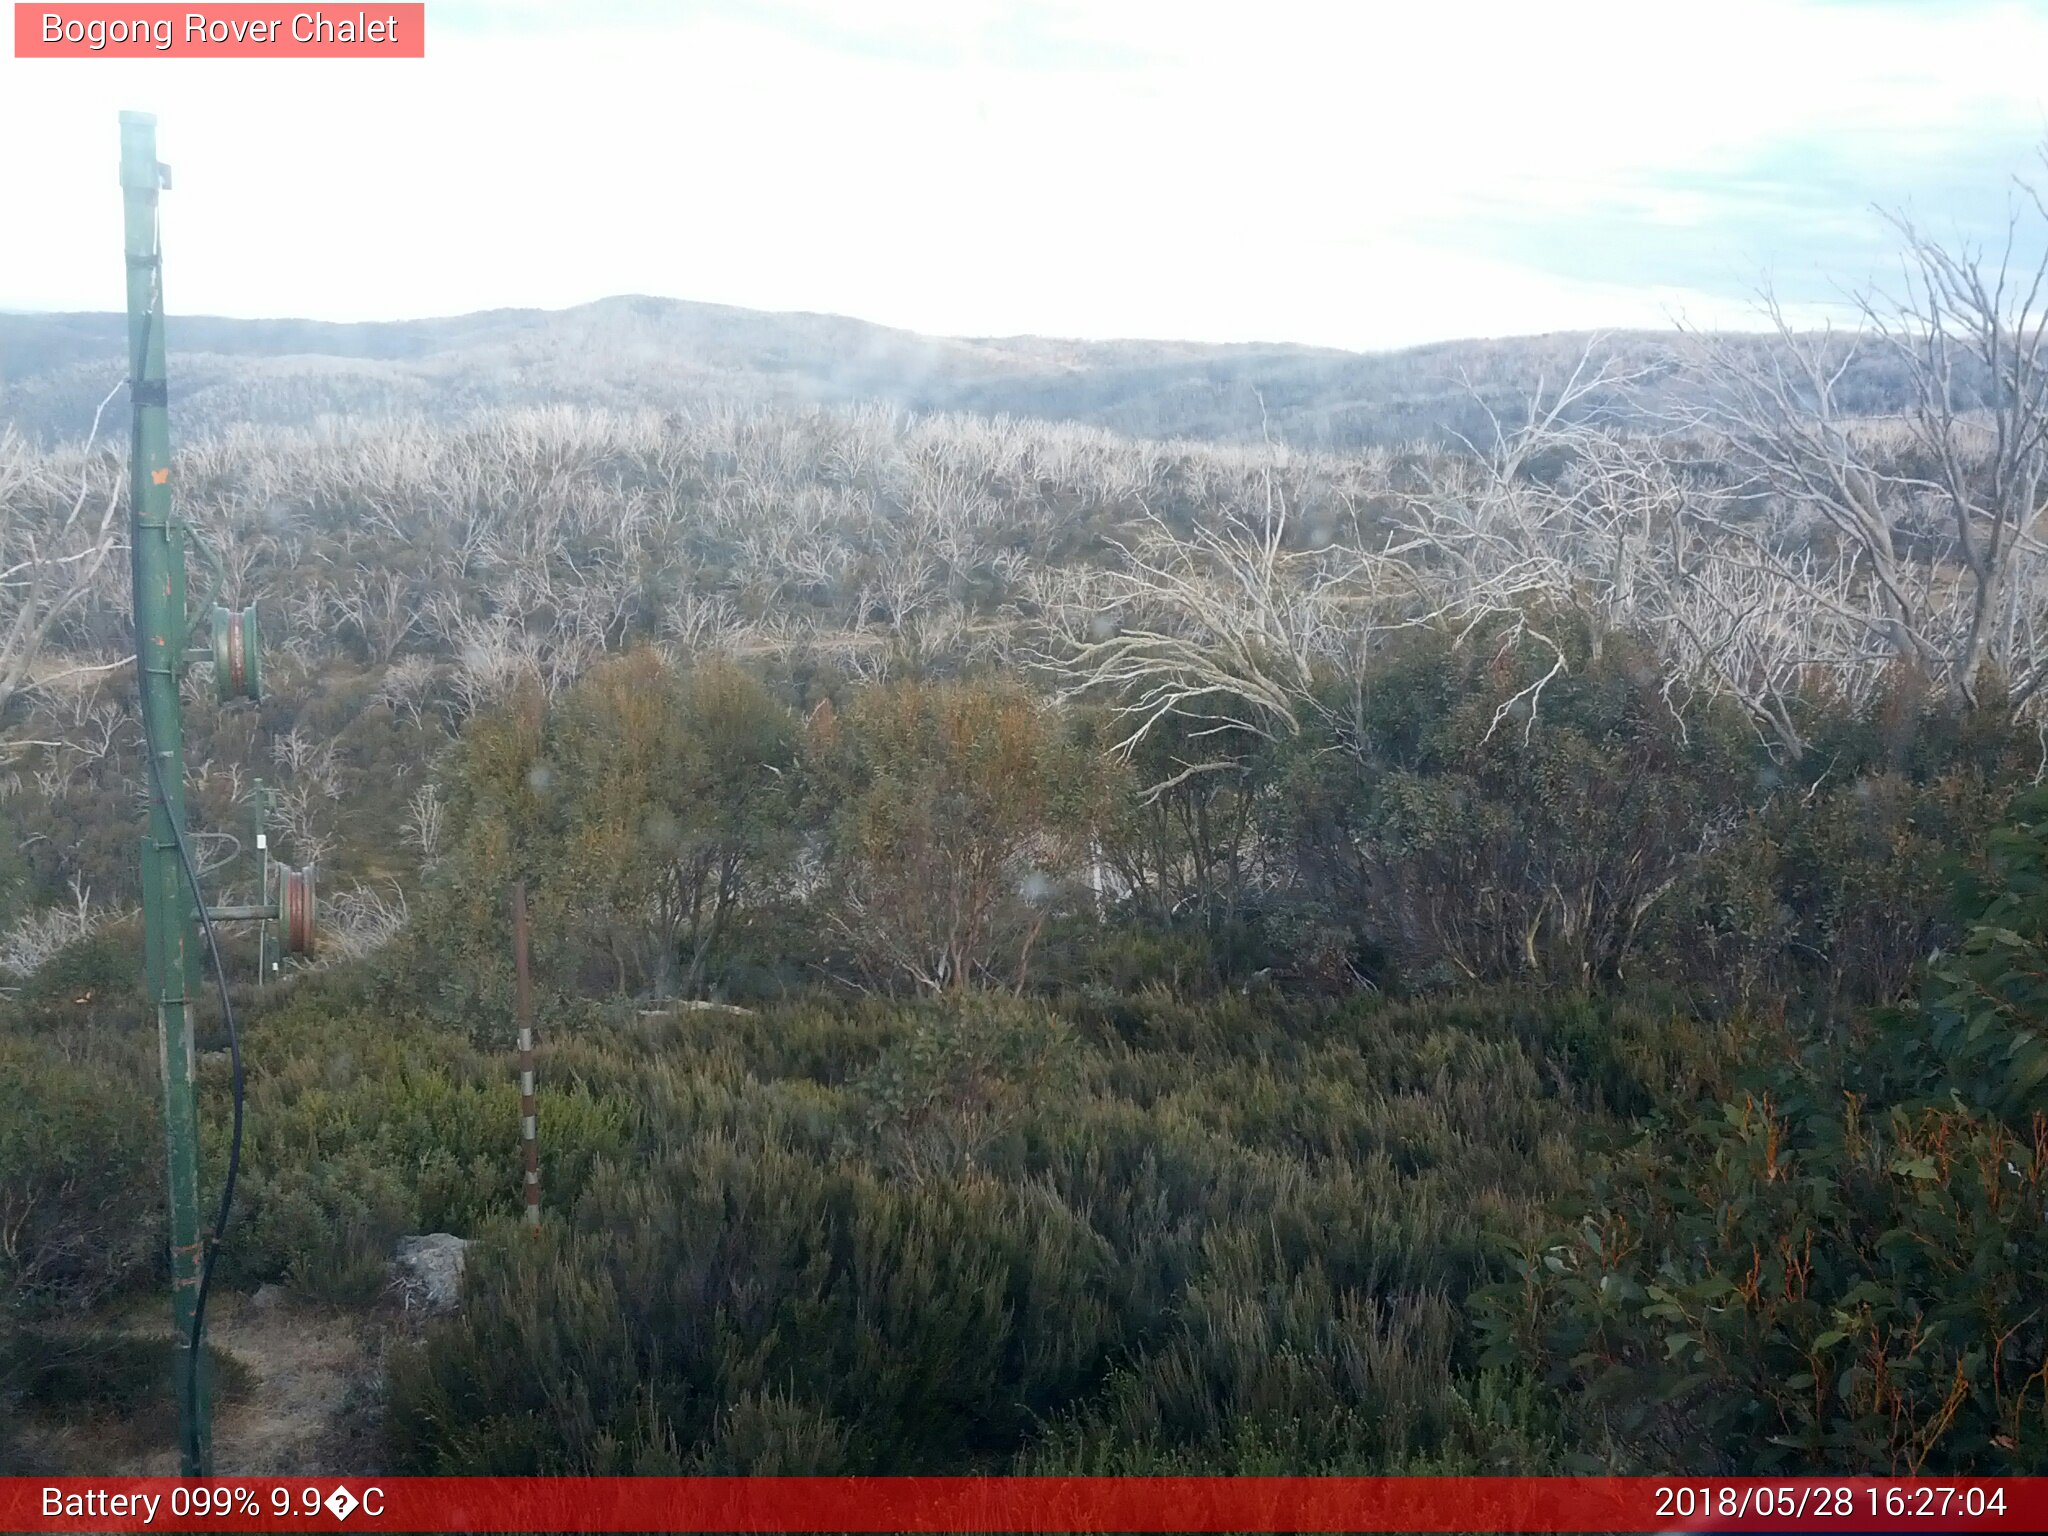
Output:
[512,880,539,1230]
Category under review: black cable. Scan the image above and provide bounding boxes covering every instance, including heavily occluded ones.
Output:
[130,212,245,1468]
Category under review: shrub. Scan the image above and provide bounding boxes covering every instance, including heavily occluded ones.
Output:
[812,679,1105,993]
[1267,626,1753,990]
[0,1036,159,1314]
[852,997,1082,1182]
[1478,1085,2048,1473]
[1479,789,2048,1473]
[386,1142,1122,1472]
[215,990,634,1302]
[388,987,1602,1474]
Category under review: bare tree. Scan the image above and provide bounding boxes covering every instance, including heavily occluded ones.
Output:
[1684,164,2048,714]
[402,783,446,867]
[272,780,335,870]
[0,389,126,757]
[318,881,410,962]
[1039,353,1632,784]
[1378,350,1651,741]
[0,873,110,980]
[1037,489,1371,794]
[373,654,440,727]
[336,566,422,663]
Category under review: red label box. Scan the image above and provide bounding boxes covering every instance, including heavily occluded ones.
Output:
[1,1477,2045,1534]
[13,4,426,57]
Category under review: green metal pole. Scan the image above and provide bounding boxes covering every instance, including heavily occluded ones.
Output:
[254,779,271,987]
[121,108,211,1478]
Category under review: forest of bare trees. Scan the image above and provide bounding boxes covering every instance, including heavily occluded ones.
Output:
[6,311,2048,965]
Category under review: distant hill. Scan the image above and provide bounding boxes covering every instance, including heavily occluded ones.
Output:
[0,294,1919,450]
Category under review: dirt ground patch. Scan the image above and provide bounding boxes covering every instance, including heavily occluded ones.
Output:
[4,1291,388,1476]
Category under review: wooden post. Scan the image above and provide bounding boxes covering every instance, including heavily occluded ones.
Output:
[512,880,539,1230]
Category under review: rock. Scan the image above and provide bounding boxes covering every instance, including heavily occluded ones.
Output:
[249,1282,289,1313]
[389,1232,470,1314]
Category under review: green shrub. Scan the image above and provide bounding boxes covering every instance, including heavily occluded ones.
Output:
[1479,1085,2048,1473]
[1910,785,2048,1115]
[213,993,633,1302]
[0,1036,160,1314]
[852,997,1082,1181]
[386,1138,1121,1472]
[1267,625,1754,990]
[386,986,1602,1474]
[1479,789,2048,1473]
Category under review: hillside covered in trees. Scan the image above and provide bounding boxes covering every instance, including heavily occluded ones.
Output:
[7,196,2048,1478]
[0,297,1946,454]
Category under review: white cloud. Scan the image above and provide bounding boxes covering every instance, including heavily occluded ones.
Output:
[1,0,2042,346]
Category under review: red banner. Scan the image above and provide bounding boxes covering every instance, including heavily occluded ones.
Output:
[12,5,425,58]
[1,1477,2042,1533]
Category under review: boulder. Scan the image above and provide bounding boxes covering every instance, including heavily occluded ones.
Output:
[389,1232,470,1314]
[249,1282,290,1313]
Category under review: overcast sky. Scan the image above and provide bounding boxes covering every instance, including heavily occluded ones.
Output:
[3,0,2047,349]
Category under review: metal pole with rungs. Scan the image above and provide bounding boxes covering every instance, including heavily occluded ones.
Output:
[121,108,210,1478]
[513,881,540,1229]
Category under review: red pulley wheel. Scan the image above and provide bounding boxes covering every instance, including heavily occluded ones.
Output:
[281,865,316,955]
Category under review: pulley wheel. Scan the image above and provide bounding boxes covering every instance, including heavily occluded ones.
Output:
[280,864,316,955]
[211,604,263,703]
